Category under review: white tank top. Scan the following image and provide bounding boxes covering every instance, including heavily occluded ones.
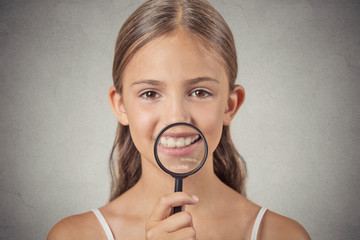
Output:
[92,207,267,240]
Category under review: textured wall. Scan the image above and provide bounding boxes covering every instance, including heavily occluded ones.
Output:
[1,0,359,239]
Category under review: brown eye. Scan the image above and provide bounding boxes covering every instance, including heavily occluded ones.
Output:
[192,89,210,98]
[141,91,159,99]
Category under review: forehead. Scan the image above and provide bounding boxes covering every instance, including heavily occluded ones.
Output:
[122,31,228,84]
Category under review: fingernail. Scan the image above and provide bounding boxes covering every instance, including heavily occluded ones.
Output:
[191,195,199,202]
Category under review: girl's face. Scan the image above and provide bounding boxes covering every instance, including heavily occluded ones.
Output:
[110,31,243,169]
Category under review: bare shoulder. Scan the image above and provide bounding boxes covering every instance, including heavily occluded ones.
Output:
[47,211,106,240]
[260,210,311,240]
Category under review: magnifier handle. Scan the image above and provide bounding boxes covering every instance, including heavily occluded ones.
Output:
[173,178,183,214]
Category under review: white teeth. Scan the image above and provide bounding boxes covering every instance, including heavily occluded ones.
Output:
[176,138,185,148]
[167,138,176,148]
[160,137,167,146]
[159,135,200,148]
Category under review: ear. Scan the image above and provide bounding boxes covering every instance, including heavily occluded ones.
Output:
[223,85,245,126]
[108,86,129,126]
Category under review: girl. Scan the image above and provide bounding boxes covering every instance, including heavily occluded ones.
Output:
[48,0,311,239]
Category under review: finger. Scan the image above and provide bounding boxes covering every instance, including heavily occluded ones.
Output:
[161,211,194,233]
[146,211,194,239]
[149,192,199,222]
[167,227,197,240]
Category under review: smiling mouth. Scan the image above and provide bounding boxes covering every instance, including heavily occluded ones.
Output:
[158,134,201,148]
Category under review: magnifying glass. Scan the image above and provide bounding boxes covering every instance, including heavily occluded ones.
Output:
[154,122,208,214]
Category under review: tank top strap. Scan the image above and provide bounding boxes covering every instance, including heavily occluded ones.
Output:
[91,208,115,240]
[250,207,268,240]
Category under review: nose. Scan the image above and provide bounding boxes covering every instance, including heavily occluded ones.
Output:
[162,94,191,125]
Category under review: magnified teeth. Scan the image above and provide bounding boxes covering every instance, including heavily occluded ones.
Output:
[167,138,176,148]
[160,137,167,146]
[176,138,185,147]
[159,135,200,148]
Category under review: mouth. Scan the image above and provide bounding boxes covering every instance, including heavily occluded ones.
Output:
[158,134,201,148]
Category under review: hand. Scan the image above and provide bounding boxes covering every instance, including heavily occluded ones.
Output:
[145,192,199,240]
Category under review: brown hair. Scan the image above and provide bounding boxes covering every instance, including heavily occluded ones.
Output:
[109,0,246,201]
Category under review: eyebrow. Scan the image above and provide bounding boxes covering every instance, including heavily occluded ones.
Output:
[186,77,220,85]
[131,79,166,87]
[131,77,220,87]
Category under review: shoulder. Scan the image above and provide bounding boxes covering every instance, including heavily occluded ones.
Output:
[260,210,311,240]
[47,210,106,240]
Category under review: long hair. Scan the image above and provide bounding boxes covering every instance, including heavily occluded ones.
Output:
[109,0,247,201]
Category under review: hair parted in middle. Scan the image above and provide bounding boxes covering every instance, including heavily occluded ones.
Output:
[109,0,247,201]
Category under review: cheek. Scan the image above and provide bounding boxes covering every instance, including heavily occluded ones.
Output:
[128,107,156,130]
[202,117,223,154]
[192,102,226,154]
[125,103,160,155]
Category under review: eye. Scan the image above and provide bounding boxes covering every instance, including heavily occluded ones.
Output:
[140,90,160,100]
[191,89,211,98]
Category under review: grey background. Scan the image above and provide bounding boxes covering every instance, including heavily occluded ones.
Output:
[1,0,359,239]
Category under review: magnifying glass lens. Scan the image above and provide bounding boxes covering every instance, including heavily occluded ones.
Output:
[154,123,208,178]
[156,126,205,174]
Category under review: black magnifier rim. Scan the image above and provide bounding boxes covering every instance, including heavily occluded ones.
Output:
[154,122,208,179]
